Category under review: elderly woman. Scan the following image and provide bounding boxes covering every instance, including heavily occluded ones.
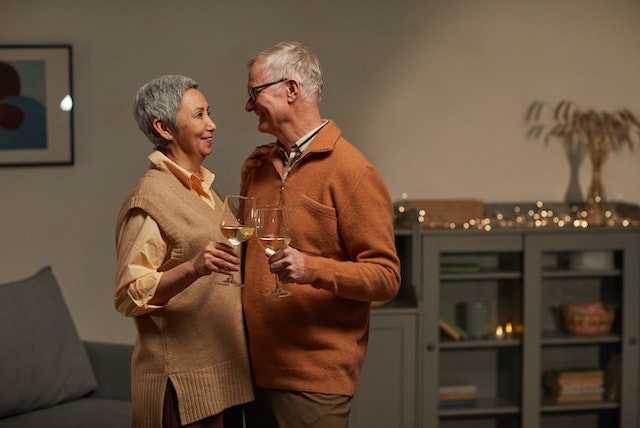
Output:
[114,75,253,428]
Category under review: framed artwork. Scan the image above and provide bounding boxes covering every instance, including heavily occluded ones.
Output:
[0,45,74,166]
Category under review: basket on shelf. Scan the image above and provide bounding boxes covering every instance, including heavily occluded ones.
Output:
[562,302,616,336]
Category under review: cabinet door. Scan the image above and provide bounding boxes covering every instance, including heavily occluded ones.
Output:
[423,233,524,428]
[524,231,640,428]
[350,312,417,428]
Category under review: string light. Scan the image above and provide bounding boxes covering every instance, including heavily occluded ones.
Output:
[394,197,639,231]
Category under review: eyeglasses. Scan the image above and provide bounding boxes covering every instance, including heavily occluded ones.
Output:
[247,78,287,102]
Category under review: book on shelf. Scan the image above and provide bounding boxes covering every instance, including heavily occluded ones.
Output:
[543,369,604,390]
[438,381,478,408]
[553,387,604,396]
[554,392,603,404]
[438,383,478,401]
[440,263,480,274]
[439,315,469,340]
[438,382,478,396]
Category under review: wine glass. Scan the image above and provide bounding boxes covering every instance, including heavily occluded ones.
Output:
[218,195,255,286]
[255,205,292,298]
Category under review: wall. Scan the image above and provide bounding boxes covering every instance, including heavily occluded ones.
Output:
[1,0,639,344]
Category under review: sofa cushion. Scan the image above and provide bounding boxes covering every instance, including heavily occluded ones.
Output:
[0,398,132,428]
[0,267,97,418]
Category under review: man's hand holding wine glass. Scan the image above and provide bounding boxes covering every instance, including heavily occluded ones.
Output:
[265,246,305,284]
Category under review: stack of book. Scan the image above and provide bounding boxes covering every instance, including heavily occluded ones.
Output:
[438,383,477,409]
[543,369,604,403]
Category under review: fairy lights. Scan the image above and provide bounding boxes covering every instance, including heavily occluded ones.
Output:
[394,197,639,231]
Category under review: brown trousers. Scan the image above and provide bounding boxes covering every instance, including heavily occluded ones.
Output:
[245,387,352,428]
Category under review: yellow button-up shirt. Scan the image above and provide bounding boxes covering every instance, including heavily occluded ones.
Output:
[114,150,216,317]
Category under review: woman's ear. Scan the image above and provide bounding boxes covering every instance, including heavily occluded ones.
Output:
[153,118,173,140]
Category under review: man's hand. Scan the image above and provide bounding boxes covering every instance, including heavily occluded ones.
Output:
[268,245,305,283]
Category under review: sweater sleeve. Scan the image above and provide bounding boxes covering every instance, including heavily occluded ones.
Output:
[302,165,401,302]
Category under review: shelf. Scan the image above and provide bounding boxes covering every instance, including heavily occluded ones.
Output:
[540,398,619,413]
[439,396,520,417]
[541,331,620,346]
[440,337,522,349]
[440,270,522,281]
[542,269,622,279]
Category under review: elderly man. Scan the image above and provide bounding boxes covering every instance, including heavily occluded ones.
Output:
[240,41,401,428]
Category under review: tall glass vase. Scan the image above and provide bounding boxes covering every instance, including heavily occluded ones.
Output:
[564,139,585,205]
[586,158,606,226]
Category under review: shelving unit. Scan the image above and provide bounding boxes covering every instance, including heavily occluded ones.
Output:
[351,204,640,428]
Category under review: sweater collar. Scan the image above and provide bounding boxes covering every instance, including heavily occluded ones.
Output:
[272,119,340,160]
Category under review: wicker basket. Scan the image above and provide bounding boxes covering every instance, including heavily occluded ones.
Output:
[562,302,616,336]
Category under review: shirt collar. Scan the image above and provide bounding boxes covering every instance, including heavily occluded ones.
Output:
[294,120,328,153]
[276,120,329,160]
[148,150,215,192]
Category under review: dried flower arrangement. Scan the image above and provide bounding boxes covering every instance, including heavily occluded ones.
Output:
[525,100,640,225]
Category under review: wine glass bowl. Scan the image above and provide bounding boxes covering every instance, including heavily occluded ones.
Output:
[255,205,292,297]
[219,195,255,286]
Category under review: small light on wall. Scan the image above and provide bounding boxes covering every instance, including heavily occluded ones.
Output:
[59,94,73,112]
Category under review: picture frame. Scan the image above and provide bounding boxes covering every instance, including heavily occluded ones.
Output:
[0,44,74,166]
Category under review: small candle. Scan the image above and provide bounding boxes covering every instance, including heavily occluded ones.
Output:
[495,324,505,339]
[505,322,513,338]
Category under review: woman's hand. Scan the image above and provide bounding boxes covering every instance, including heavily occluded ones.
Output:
[240,144,272,187]
[192,241,240,276]
[150,241,239,305]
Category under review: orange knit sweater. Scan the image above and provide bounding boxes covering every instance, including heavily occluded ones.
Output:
[242,120,401,396]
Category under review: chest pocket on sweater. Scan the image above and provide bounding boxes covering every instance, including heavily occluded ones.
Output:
[291,195,344,257]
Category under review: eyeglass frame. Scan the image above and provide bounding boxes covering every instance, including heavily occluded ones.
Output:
[247,78,287,102]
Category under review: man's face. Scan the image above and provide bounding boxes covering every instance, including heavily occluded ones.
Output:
[245,62,287,136]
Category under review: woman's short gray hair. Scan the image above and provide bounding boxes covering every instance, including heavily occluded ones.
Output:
[249,41,323,104]
[132,75,199,150]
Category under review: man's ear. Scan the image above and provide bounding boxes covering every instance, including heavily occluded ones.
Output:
[153,118,173,140]
[286,79,301,101]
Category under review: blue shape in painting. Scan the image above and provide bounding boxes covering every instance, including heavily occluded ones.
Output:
[0,95,47,149]
[0,60,47,150]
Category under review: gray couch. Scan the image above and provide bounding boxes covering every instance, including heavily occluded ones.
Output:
[0,267,133,427]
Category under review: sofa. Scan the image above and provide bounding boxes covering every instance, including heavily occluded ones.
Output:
[0,266,133,427]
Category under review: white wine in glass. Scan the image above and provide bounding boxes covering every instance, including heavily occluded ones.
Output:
[219,195,255,286]
[255,205,292,297]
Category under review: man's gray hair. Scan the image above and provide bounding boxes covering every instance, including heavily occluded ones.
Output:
[249,41,323,103]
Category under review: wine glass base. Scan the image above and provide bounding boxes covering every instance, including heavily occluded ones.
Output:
[218,277,244,287]
[268,289,291,298]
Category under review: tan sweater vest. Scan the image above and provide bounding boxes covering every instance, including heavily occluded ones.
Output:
[116,165,253,427]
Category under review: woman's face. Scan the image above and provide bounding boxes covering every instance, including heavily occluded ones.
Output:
[166,88,216,164]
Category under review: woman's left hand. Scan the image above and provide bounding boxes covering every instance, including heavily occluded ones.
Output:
[193,241,240,276]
